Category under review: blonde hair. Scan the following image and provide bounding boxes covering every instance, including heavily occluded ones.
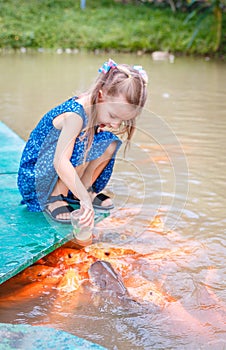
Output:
[83,62,148,157]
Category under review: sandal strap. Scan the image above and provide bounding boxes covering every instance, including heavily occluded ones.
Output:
[92,193,110,206]
[47,194,65,204]
[51,205,74,219]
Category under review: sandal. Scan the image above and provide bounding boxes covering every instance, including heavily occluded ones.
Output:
[44,194,74,224]
[64,192,114,211]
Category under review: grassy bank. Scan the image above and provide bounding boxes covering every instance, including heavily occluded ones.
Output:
[0,0,225,57]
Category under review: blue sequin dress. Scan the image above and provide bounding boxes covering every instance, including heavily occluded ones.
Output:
[17,97,122,212]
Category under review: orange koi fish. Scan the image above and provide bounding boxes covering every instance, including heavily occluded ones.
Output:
[0,265,63,304]
[36,247,93,268]
[124,275,176,308]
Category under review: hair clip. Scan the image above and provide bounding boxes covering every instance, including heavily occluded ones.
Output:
[133,65,148,84]
[98,58,118,74]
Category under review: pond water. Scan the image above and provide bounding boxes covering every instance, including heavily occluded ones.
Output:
[0,52,226,349]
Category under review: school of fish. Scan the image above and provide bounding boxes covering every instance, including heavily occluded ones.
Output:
[0,213,225,343]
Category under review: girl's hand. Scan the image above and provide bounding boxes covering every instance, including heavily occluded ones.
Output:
[79,200,95,228]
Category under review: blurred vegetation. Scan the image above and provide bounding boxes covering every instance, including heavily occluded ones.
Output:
[0,0,225,57]
[184,0,224,52]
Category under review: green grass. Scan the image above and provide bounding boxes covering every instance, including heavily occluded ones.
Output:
[0,0,225,56]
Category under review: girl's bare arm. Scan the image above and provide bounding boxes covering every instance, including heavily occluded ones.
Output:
[53,112,94,226]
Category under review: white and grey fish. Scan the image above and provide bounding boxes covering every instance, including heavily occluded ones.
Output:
[88,260,129,297]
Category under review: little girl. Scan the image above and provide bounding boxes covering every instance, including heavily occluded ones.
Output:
[17,59,148,226]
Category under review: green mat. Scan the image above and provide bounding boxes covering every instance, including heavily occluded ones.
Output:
[0,323,107,350]
[0,122,108,285]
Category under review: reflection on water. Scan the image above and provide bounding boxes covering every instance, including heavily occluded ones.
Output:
[0,52,226,349]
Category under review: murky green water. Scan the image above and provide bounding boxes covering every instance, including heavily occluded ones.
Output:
[0,52,226,349]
